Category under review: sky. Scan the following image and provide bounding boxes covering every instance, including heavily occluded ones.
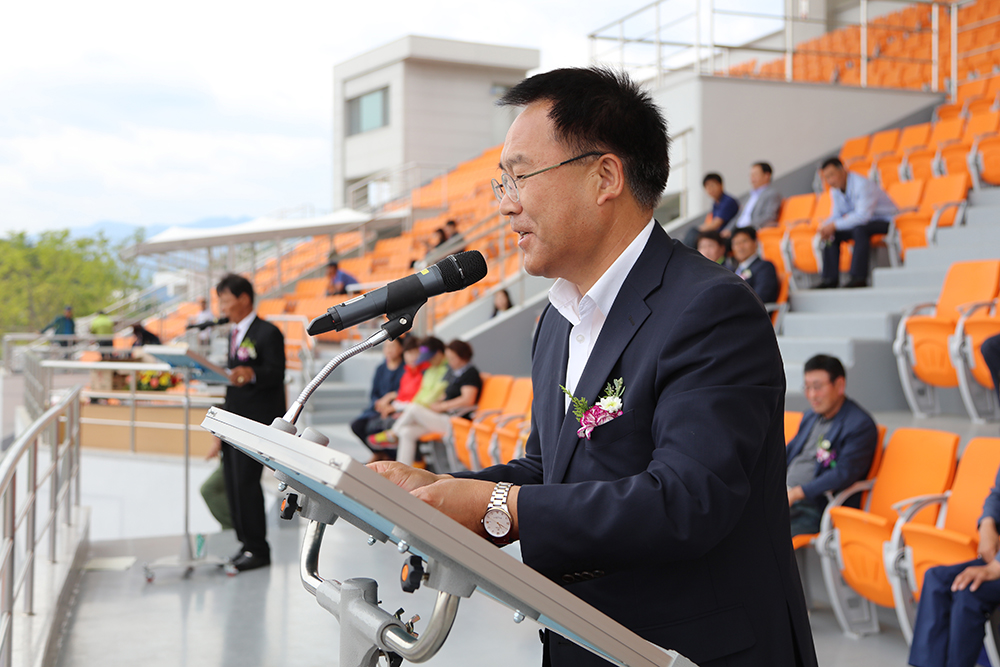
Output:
[0,0,777,235]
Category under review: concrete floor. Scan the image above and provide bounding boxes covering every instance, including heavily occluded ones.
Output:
[44,413,1000,666]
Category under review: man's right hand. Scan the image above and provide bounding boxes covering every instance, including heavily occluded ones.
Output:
[980,517,1000,562]
[206,437,222,460]
[368,461,448,492]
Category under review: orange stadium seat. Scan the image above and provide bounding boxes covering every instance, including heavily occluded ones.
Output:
[940,110,1000,179]
[840,135,871,167]
[891,173,970,256]
[818,427,959,637]
[903,117,965,181]
[953,300,1000,421]
[887,437,1000,643]
[850,128,900,178]
[780,191,830,287]
[875,123,931,188]
[471,377,533,470]
[448,374,514,471]
[784,411,803,446]
[495,414,531,464]
[894,260,1000,417]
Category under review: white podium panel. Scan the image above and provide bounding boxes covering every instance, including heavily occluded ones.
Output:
[201,407,696,667]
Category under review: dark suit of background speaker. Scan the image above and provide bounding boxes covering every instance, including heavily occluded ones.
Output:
[222,316,285,559]
[458,224,816,667]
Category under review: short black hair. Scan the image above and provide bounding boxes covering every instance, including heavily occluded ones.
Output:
[421,336,445,355]
[446,339,473,362]
[326,260,339,269]
[402,336,422,352]
[216,273,255,305]
[697,230,724,245]
[753,162,773,175]
[804,354,846,382]
[498,67,669,211]
[703,172,723,187]
[821,157,844,171]
[445,220,457,228]
[731,226,758,242]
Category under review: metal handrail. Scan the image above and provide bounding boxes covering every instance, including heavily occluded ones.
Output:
[0,385,82,667]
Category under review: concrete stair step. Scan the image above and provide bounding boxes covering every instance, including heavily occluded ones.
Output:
[962,205,1000,227]
[789,287,936,313]
[778,337,856,365]
[934,224,1000,247]
[967,187,1000,207]
[782,312,900,340]
[871,267,945,289]
[903,245,1000,270]
[783,338,906,412]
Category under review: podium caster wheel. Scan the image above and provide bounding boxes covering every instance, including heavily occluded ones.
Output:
[224,564,238,577]
[144,567,155,583]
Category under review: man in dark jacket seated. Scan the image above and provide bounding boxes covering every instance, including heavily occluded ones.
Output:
[730,226,779,303]
[786,354,878,536]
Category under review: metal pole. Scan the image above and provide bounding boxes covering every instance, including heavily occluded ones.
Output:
[708,0,715,74]
[49,423,58,563]
[129,370,137,453]
[183,368,193,561]
[1,482,14,667]
[785,0,793,81]
[861,0,868,87]
[23,439,36,615]
[952,4,959,99]
[72,394,80,509]
[932,3,940,92]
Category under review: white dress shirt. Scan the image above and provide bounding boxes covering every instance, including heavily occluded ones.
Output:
[549,219,656,411]
[827,171,899,231]
[733,186,764,229]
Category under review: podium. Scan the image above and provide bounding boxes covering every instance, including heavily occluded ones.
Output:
[142,345,231,581]
[201,407,698,667]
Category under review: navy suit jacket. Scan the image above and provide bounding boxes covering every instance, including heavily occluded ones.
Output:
[223,316,286,424]
[459,224,816,667]
[736,256,779,304]
[785,397,878,509]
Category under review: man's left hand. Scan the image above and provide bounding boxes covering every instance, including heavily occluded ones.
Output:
[787,486,805,507]
[819,222,836,241]
[952,559,1000,592]
[412,477,519,540]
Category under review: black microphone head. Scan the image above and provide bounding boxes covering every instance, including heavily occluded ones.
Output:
[439,250,488,292]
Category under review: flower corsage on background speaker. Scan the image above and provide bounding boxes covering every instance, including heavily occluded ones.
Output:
[561,378,625,440]
[235,339,258,362]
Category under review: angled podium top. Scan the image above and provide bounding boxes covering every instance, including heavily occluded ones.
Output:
[201,407,696,667]
[144,345,231,385]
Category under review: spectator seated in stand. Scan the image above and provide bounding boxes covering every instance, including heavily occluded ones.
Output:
[683,172,741,247]
[492,289,513,317]
[786,354,878,537]
[908,458,1000,667]
[696,230,729,266]
[349,336,405,447]
[983,333,1000,397]
[365,336,433,460]
[721,161,783,238]
[730,227,779,303]
[817,157,899,289]
[368,339,482,466]
[131,322,161,347]
[325,260,358,296]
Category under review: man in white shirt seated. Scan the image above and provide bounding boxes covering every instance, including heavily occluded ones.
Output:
[817,157,898,289]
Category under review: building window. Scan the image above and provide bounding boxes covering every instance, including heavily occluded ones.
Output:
[347,87,389,136]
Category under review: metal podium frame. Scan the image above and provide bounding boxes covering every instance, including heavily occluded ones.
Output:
[201,407,697,667]
[142,344,231,581]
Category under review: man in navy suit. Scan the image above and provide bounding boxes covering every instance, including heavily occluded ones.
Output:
[729,226,780,303]
[785,354,878,536]
[209,274,286,573]
[373,68,816,667]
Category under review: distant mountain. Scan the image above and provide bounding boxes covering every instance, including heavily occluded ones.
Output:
[69,216,253,245]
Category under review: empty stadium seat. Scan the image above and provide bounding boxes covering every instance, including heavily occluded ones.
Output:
[784,411,804,446]
[903,117,965,181]
[893,260,1000,417]
[471,377,533,470]
[817,427,959,637]
[448,374,514,471]
[886,437,1000,644]
[952,300,1000,422]
[891,173,970,256]
[940,111,1000,179]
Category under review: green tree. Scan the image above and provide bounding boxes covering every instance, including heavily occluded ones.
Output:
[0,230,143,334]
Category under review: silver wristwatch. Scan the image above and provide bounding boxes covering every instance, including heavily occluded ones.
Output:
[482,481,513,544]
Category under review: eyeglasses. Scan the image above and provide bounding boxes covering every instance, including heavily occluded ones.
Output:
[803,381,832,394]
[491,152,603,203]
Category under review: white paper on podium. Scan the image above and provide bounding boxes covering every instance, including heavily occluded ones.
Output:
[201,407,697,667]
[144,344,231,385]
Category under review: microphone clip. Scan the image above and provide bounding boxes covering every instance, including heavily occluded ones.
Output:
[381,298,426,340]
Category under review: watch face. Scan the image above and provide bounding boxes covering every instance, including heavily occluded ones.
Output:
[483,508,511,538]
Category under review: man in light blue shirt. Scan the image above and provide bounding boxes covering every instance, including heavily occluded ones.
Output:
[723,161,783,237]
[818,157,898,288]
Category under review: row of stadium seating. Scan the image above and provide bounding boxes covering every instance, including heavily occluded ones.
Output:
[732,1,1000,89]
[791,424,1000,656]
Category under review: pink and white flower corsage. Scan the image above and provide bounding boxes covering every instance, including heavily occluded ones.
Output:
[236,339,258,362]
[560,378,625,440]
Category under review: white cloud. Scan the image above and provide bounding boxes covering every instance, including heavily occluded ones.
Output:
[0,0,768,234]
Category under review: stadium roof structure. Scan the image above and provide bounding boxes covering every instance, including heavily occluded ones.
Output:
[123,208,405,257]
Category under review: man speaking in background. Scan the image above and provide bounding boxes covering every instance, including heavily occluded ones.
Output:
[373,68,816,667]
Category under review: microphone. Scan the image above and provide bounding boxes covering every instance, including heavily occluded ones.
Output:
[307,251,488,335]
[186,317,230,330]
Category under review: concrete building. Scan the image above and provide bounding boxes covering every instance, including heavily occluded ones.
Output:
[332,35,539,211]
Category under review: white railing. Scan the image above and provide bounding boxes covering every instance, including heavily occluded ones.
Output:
[346,162,452,214]
[0,385,82,667]
[590,0,979,100]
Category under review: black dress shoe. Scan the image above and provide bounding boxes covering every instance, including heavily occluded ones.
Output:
[845,278,868,288]
[815,280,838,289]
[230,551,271,572]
